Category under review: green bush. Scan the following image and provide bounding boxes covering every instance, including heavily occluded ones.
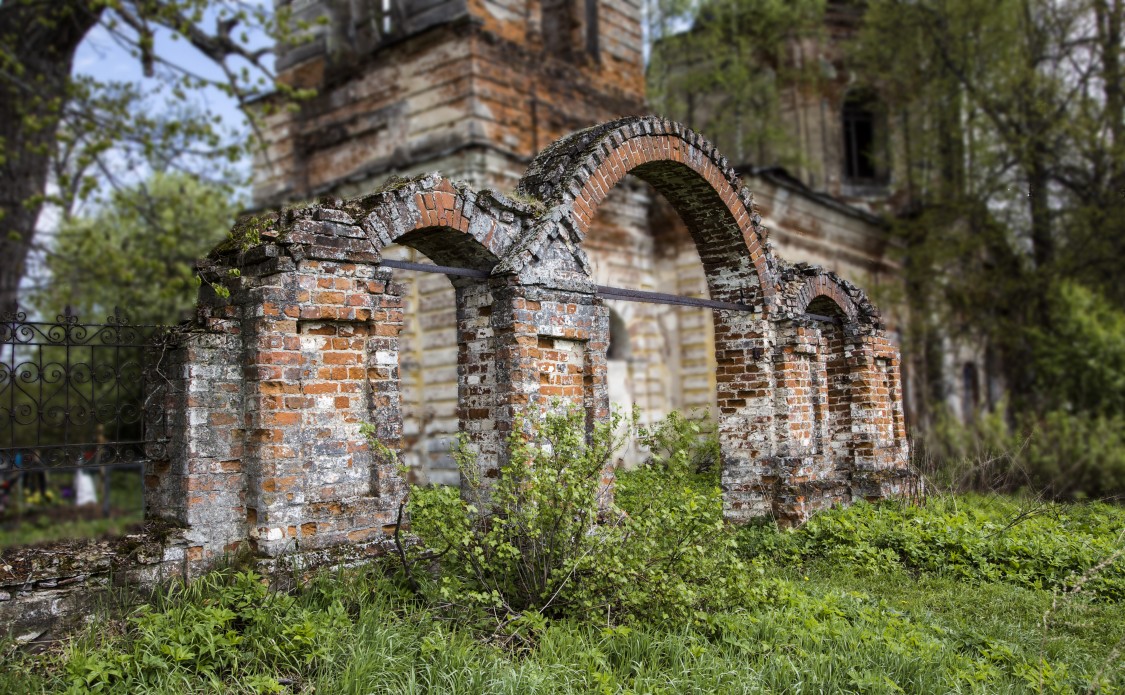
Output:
[634,410,720,476]
[405,407,620,621]
[405,408,755,628]
[918,282,1125,501]
[1029,282,1125,418]
[917,405,1125,500]
[6,432,1125,693]
[56,569,356,694]
[8,411,1124,692]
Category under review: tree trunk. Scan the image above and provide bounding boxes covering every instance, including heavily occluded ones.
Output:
[1095,0,1124,190]
[0,1,101,311]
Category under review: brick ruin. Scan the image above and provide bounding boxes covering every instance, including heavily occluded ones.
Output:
[247,0,910,485]
[150,115,915,565]
[0,117,917,640]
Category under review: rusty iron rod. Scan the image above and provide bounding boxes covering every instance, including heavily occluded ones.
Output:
[378,259,839,323]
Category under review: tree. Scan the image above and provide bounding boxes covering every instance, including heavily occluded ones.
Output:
[648,0,826,169]
[849,0,1125,417]
[0,0,307,310]
[30,172,239,326]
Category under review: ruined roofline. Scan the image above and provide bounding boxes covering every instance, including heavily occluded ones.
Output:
[741,165,887,228]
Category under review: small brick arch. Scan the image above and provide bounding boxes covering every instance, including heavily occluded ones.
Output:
[350,175,517,272]
[519,116,775,305]
[795,276,861,323]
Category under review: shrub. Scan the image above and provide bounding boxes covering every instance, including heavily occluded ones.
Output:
[406,407,620,621]
[57,569,356,694]
[405,408,755,629]
[1029,282,1125,419]
[634,410,720,476]
[737,495,1125,600]
[916,405,1125,500]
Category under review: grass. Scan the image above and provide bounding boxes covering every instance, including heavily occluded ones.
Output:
[1,488,1123,694]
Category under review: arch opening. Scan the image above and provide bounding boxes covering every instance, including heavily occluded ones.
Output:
[584,173,724,470]
[623,159,764,306]
[375,220,501,488]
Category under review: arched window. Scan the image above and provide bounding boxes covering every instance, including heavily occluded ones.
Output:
[842,91,886,184]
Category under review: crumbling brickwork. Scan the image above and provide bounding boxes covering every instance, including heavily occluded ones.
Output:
[256,0,905,485]
[147,116,915,568]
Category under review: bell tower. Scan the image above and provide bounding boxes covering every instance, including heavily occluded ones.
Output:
[254,0,646,207]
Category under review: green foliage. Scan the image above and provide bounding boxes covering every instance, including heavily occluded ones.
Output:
[919,403,1125,500]
[407,407,619,620]
[31,172,238,325]
[850,0,1125,422]
[648,0,826,167]
[7,490,1125,693]
[407,408,754,628]
[1,0,316,306]
[5,420,1124,692]
[53,569,357,694]
[737,494,1125,600]
[1029,282,1125,418]
[634,410,720,476]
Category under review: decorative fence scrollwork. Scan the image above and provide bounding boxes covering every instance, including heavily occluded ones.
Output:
[0,307,168,472]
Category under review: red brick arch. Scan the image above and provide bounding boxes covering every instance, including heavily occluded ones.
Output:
[519,117,776,305]
[353,175,515,272]
[794,274,861,323]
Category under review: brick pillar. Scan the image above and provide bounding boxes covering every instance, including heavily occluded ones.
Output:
[849,329,914,500]
[482,280,612,501]
[242,260,406,556]
[146,318,247,565]
[716,312,776,523]
[153,236,410,566]
[454,280,502,484]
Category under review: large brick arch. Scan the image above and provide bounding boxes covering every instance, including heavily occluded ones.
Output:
[154,119,916,570]
[518,117,776,305]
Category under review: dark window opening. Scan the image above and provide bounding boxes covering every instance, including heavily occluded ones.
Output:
[585,0,600,60]
[542,0,599,61]
[842,92,885,184]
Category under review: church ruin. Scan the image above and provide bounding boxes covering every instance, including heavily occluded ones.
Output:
[147,115,915,567]
[251,0,914,484]
[0,2,921,639]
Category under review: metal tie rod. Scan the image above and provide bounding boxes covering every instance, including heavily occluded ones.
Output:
[378,259,839,322]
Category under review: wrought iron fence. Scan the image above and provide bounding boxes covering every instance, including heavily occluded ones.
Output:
[1,308,167,522]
